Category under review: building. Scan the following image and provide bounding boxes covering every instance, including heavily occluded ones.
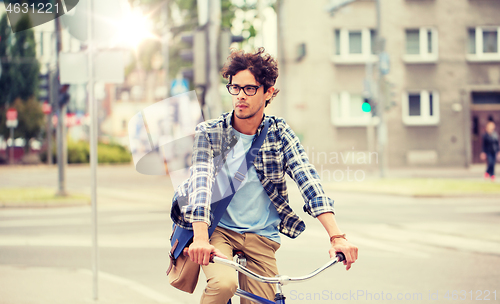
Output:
[278,0,500,168]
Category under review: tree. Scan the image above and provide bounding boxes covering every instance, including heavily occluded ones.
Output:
[10,14,40,101]
[0,97,45,149]
[0,13,12,107]
[0,13,43,151]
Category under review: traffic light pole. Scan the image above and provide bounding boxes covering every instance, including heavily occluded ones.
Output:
[55,17,67,196]
[9,126,14,164]
[87,0,99,300]
[375,0,388,177]
[205,0,222,119]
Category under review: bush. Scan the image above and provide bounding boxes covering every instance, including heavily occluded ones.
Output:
[40,139,131,164]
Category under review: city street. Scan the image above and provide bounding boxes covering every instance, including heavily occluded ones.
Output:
[1,165,499,303]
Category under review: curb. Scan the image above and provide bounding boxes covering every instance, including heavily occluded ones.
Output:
[0,201,90,208]
[327,189,500,199]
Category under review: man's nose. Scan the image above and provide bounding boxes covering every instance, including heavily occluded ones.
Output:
[237,89,247,99]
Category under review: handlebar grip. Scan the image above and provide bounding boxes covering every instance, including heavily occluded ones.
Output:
[336,252,346,262]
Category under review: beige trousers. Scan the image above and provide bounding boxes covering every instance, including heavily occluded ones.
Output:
[200,226,280,304]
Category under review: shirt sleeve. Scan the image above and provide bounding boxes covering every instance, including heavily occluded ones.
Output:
[181,122,215,226]
[281,121,335,218]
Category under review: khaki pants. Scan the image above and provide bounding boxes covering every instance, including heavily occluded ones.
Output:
[200,227,280,304]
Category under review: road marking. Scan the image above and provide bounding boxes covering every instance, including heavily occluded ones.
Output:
[0,234,170,248]
[78,269,176,303]
[290,227,430,258]
[455,206,500,213]
[0,213,168,228]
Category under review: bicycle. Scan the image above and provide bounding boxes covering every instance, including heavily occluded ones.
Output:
[210,251,346,304]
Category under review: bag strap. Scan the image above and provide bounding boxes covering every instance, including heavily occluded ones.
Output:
[207,118,270,236]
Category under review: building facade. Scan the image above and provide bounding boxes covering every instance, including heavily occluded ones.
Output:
[278,0,500,167]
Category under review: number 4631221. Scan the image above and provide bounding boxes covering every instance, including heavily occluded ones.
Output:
[6,2,59,14]
[443,290,496,301]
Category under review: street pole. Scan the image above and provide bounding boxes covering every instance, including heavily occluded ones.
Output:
[205,0,222,119]
[55,17,67,196]
[162,0,170,98]
[375,0,387,177]
[365,61,375,155]
[276,0,287,118]
[87,0,99,300]
[9,126,14,164]
[47,62,53,165]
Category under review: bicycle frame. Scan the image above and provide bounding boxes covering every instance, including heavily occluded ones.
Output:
[216,253,345,304]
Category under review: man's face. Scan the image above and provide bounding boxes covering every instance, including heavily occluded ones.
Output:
[486,122,496,134]
[230,69,273,120]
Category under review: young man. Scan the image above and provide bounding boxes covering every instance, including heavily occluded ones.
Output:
[178,48,358,304]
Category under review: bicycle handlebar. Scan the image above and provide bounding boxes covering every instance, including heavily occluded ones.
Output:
[211,252,345,286]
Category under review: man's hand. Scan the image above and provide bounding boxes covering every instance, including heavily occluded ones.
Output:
[189,222,228,266]
[187,239,227,266]
[330,238,358,271]
[480,152,486,161]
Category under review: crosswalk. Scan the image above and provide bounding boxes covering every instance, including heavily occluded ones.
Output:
[0,207,172,248]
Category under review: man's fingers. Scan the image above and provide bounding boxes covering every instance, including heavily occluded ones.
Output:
[213,248,228,259]
[197,250,204,265]
[202,249,210,266]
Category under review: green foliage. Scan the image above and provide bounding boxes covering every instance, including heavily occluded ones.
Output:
[10,15,40,102]
[0,13,12,106]
[42,140,132,164]
[0,13,42,148]
[0,13,40,104]
[0,97,45,151]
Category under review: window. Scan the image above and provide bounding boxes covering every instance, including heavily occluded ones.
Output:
[402,91,439,125]
[332,29,378,64]
[403,28,438,63]
[331,92,379,126]
[467,27,500,62]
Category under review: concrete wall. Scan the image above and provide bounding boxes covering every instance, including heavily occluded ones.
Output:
[279,0,500,167]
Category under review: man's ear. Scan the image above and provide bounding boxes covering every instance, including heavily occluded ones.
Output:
[265,86,275,100]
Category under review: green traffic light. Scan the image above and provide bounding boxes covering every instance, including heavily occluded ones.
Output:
[362,102,371,112]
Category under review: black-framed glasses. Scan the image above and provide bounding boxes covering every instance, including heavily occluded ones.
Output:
[226,84,263,96]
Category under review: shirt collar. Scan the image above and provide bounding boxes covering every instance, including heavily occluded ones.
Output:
[225,110,267,139]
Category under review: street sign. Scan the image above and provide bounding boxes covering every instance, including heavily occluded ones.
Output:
[42,102,52,115]
[6,108,18,128]
[6,120,18,128]
[6,108,17,121]
[379,52,390,75]
[171,78,189,96]
[60,51,125,84]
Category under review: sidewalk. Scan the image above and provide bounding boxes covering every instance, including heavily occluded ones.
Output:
[386,164,490,179]
[0,265,176,304]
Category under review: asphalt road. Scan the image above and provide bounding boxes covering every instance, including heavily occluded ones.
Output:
[1,165,499,303]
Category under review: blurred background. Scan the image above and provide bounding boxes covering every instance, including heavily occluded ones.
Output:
[0,0,500,170]
[1,1,500,304]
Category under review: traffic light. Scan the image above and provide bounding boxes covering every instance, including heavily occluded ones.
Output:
[179,28,207,86]
[38,74,50,103]
[58,84,70,107]
[219,28,244,69]
[362,98,376,117]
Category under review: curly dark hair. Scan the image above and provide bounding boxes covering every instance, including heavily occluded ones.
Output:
[220,47,280,107]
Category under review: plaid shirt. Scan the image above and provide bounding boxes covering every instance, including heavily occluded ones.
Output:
[171,111,335,239]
